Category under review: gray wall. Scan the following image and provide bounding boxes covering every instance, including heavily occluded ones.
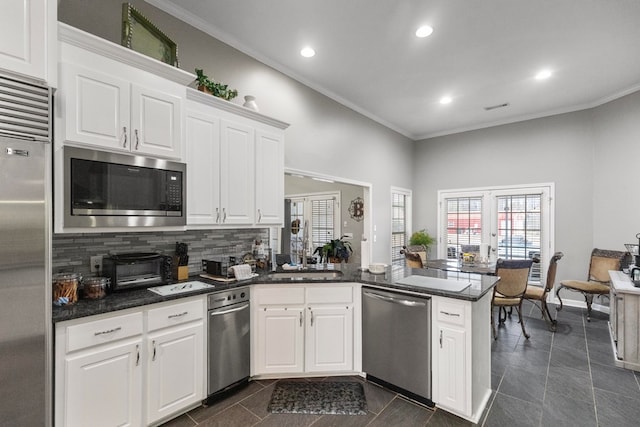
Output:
[58,0,414,264]
[413,90,640,302]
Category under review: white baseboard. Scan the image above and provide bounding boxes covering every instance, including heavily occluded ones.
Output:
[548,295,610,315]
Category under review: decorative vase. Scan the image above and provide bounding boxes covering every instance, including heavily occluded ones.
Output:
[243,95,259,111]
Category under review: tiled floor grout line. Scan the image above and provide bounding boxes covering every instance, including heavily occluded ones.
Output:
[582,315,601,427]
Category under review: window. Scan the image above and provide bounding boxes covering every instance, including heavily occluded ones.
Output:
[391,188,412,266]
[438,184,553,283]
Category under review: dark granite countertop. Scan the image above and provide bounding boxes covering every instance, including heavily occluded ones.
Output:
[52,263,498,323]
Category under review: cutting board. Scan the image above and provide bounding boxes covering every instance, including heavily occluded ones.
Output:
[396,275,471,292]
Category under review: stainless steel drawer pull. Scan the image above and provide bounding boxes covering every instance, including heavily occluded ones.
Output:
[440,311,460,317]
[152,340,157,361]
[168,311,188,319]
[94,326,122,336]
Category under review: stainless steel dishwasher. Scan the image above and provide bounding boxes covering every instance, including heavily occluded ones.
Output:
[362,287,432,405]
[206,287,250,404]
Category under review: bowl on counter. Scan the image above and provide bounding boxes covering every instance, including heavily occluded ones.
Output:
[368,263,387,274]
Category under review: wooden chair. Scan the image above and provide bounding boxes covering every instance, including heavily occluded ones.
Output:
[556,248,627,321]
[400,245,426,268]
[524,252,563,331]
[491,258,534,340]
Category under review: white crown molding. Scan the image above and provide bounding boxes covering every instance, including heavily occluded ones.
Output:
[58,22,195,86]
[187,88,289,130]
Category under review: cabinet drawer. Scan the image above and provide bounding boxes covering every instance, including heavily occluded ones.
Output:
[436,300,466,326]
[256,287,305,305]
[147,299,204,332]
[306,286,353,304]
[66,312,143,352]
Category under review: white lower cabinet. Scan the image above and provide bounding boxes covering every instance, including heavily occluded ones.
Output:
[252,283,360,377]
[55,297,205,427]
[431,294,491,423]
[256,306,305,374]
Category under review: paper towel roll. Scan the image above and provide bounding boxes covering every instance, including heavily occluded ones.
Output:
[361,240,370,270]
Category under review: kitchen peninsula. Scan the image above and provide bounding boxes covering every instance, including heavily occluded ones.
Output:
[52,264,497,425]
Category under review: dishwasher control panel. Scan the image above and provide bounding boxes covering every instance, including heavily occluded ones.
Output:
[207,287,249,310]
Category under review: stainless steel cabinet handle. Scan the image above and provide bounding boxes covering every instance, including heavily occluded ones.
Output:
[440,311,460,317]
[136,344,140,366]
[310,308,314,327]
[168,311,188,319]
[439,330,443,348]
[299,311,303,327]
[258,209,262,222]
[223,208,227,223]
[122,127,127,148]
[135,129,139,150]
[152,340,157,361]
[94,326,122,336]
[216,208,220,223]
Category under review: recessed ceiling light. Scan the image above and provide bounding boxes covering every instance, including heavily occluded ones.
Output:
[300,47,315,58]
[415,25,434,38]
[535,69,552,80]
[440,96,452,105]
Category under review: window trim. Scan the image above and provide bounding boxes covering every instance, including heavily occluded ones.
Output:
[391,187,412,266]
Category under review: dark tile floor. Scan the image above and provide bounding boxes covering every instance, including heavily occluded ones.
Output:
[161,301,640,426]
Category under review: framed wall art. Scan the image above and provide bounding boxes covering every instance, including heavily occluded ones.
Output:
[121,3,179,67]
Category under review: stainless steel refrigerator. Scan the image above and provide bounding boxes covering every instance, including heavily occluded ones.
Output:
[0,75,51,426]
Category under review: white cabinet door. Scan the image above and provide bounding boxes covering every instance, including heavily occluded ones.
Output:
[64,340,143,427]
[186,108,221,225]
[146,322,204,425]
[62,63,130,151]
[434,324,467,414]
[220,120,255,224]
[60,63,182,159]
[256,307,304,374]
[130,84,182,158]
[306,305,353,372]
[255,129,284,225]
[0,0,46,81]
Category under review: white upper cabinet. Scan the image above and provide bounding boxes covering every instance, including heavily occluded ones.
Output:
[57,24,193,160]
[220,119,256,224]
[255,130,285,225]
[185,89,289,228]
[0,0,56,85]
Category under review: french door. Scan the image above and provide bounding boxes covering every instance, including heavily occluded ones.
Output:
[438,184,554,283]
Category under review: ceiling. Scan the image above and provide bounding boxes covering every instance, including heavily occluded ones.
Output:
[150,0,640,140]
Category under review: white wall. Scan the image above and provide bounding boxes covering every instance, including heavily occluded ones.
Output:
[59,0,414,263]
[414,91,640,302]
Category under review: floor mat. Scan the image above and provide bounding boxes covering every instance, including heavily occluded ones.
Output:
[267,380,367,415]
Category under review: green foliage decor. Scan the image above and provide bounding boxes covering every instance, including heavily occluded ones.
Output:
[195,68,238,101]
[409,229,435,248]
[313,236,354,263]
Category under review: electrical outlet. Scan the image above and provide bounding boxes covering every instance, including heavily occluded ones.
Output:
[90,255,103,273]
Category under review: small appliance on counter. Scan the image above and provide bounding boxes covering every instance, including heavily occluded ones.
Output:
[202,256,235,278]
[103,252,172,292]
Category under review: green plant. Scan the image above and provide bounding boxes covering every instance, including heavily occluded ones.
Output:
[313,236,353,263]
[195,68,238,101]
[409,229,435,248]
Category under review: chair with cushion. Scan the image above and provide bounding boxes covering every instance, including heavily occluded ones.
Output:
[400,245,426,268]
[491,258,534,340]
[556,248,627,321]
[524,252,563,331]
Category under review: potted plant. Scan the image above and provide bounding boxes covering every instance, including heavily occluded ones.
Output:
[409,229,435,249]
[195,68,238,101]
[313,236,353,263]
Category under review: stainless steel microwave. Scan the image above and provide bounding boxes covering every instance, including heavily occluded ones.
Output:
[63,146,186,228]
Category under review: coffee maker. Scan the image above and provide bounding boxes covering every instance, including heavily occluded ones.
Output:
[625,233,640,285]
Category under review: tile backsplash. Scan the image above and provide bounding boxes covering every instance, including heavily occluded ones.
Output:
[52,229,269,277]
